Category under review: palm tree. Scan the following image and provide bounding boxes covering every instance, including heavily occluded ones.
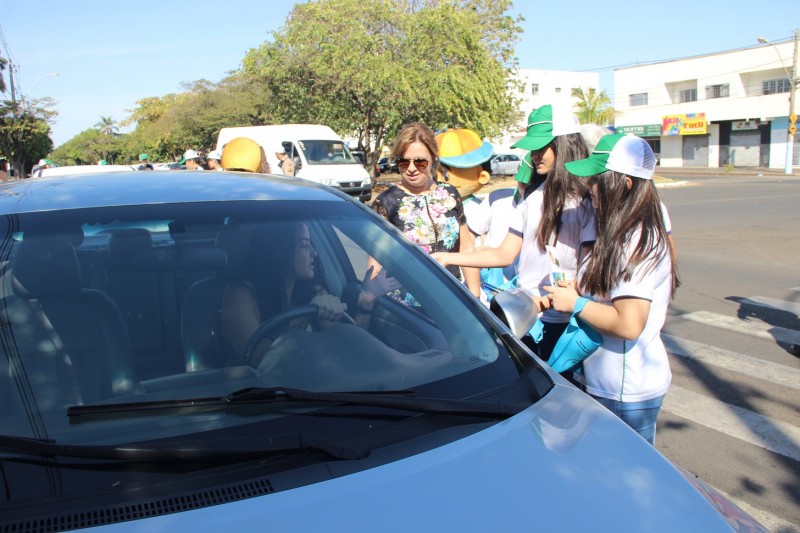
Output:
[95,116,119,136]
[571,88,614,126]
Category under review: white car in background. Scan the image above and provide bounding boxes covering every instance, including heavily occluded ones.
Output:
[35,164,137,178]
[490,153,523,176]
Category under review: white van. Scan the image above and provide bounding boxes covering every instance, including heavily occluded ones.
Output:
[216,124,372,203]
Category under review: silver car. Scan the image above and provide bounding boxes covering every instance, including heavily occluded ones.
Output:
[0,170,765,531]
[490,153,523,175]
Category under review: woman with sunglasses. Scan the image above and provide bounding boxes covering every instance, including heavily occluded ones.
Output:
[371,122,480,297]
[432,104,595,364]
[545,133,679,444]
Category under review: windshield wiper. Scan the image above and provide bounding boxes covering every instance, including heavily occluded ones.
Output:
[0,432,367,461]
[68,387,522,420]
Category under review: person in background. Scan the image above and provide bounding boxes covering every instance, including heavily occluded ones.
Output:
[546,133,680,445]
[370,122,481,298]
[220,137,271,174]
[433,103,595,364]
[206,150,223,171]
[275,145,295,176]
[180,149,205,170]
[0,158,10,182]
[138,154,154,171]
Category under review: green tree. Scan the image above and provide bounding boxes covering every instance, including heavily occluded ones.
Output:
[571,87,614,126]
[123,74,272,161]
[50,128,131,165]
[242,0,522,174]
[94,115,119,135]
[0,97,56,177]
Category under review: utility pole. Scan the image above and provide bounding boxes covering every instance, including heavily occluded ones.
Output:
[787,29,799,175]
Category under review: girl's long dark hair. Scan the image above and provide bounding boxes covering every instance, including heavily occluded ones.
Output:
[579,171,680,297]
[535,132,590,251]
[248,221,319,317]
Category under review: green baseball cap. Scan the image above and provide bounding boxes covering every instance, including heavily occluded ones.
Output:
[565,133,656,180]
[511,104,582,151]
[139,153,149,161]
[514,152,533,184]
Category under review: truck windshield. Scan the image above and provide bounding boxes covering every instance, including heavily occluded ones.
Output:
[299,139,359,165]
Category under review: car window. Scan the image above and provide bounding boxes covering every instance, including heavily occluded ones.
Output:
[299,140,358,165]
[0,199,522,445]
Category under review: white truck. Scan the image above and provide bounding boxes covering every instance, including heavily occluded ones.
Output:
[216,124,372,203]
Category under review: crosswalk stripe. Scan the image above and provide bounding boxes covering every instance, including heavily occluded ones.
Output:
[662,334,800,391]
[679,310,800,345]
[662,385,800,462]
[741,296,800,317]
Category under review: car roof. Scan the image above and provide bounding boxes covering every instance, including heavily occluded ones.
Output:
[0,170,347,215]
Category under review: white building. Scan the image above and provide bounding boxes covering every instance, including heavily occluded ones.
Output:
[613,37,798,169]
[491,68,601,153]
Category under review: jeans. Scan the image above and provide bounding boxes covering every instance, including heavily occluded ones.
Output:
[590,394,665,445]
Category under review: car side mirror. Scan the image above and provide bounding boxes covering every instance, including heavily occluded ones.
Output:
[489,288,538,339]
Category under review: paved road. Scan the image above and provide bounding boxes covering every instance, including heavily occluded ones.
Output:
[656,174,800,532]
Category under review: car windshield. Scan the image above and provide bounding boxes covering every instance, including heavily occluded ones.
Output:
[0,199,541,450]
[299,139,359,165]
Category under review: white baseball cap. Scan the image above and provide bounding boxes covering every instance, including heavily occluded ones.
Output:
[180,149,199,164]
[207,149,221,161]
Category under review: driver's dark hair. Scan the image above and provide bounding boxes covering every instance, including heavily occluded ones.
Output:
[248,221,322,317]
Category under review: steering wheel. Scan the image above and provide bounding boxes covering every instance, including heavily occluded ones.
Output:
[242,304,356,365]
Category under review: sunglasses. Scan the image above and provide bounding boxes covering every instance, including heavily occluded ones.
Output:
[395,157,430,171]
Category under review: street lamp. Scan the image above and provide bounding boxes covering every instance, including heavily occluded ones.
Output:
[20,71,60,106]
[758,31,799,175]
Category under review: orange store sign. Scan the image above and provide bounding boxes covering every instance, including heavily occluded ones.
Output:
[662,113,707,136]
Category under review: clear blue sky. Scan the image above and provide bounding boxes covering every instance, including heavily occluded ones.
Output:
[2,0,797,148]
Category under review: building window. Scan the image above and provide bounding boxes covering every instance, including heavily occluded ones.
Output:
[555,87,561,93]
[629,93,648,106]
[531,83,539,96]
[763,79,791,95]
[705,84,729,99]
[679,88,697,102]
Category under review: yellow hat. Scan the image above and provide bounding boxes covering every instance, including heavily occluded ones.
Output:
[221,137,263,172]
[436,129,493,168]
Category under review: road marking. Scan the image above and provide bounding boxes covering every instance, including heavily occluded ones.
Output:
[662,334,800,391]
[679,310,800,345]
[663,385,800,462]
[740,296,800,317]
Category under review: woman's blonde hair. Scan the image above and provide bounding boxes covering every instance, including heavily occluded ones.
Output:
[391,122,439,164]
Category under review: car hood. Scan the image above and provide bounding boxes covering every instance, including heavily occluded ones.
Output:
[99,383,756,532]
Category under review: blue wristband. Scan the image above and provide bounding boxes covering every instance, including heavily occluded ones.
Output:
[573,296,591,315]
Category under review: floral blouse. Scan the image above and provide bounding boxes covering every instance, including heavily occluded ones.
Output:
[372,182,466,278]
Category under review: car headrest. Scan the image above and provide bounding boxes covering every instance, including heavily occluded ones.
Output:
[214,223,254,279]
[108,228,153,269]
[12,236,82,298]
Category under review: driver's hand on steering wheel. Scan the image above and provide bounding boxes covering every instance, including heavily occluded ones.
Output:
[310,294,348,322]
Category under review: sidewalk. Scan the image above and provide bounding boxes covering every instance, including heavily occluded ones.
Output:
[655,166,797,178]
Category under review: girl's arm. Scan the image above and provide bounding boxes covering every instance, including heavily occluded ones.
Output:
[458,223,482,298]
[433,232,522,269]
[547,284,650,340]
[221,281,269,364]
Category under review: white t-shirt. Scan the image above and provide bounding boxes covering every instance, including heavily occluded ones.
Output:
[508,183,596,323]
[467,189,519,297]
[577,231,673,403]
[468,188,518,247]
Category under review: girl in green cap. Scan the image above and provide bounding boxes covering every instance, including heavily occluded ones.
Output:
[433,104,595,370]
